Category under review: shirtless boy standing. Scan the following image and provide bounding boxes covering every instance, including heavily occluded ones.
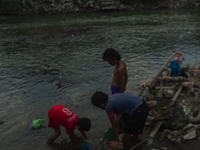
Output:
[103,48,128,94]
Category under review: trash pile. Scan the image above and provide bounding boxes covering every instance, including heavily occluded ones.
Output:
[20,0,81,14]
[99,47,200,150]
[139,47,200,149]
[0,0,129,15]
[18,0,131,14]
[1,0,200,15]
[81,140,95,150]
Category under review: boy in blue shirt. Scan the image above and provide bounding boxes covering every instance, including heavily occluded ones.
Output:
[91,92,149,150]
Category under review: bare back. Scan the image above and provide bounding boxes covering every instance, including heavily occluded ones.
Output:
[112,60,128,93]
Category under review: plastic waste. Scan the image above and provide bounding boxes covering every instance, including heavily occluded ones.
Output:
[141,87,155,99]
[103,128,115,141]
[181,82,194,88]
[81,140,94,150]
[29,119,45,129]
[183,130,196,140]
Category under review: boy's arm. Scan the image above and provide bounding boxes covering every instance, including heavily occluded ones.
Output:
[110,117,119,149]
[47,128,61,145]
[124,67,128,87]
[116,114,123,123]
[119,69,126,93]
[70,133,83,140]
[77,128,88,140]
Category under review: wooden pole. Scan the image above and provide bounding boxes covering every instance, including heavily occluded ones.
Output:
[149,121,163,138]
[157,78,163,114]
[159,78,163,99]
[130,138,149,150]
[150,47,181,89]
[146,121,163,146]
[169,86,183,106]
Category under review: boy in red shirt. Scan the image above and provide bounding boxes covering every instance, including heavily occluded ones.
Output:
[47,105,91,144]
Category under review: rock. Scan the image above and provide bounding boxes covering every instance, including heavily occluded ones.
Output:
[183,130,196,140]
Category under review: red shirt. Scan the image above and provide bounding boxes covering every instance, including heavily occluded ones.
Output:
[48,105,79,135]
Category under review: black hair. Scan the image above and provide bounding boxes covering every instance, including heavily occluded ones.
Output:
[91,91,108,107]
[76,118,91,131]
[103,48,121,61]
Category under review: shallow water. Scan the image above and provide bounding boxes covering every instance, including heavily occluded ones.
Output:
[0,9,200,150]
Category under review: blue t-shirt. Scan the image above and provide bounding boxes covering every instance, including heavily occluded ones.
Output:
[106,93,143,118]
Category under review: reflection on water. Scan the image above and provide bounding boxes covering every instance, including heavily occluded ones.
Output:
[0,9,200,150]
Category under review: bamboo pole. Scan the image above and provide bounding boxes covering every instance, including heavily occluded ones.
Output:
[146,121,163,146]
[157,78,163,114]
[130,138,149,150]
[149,121,163,138]
[150,47,181,89]
[169,86,183,106]
[159,78,163,99]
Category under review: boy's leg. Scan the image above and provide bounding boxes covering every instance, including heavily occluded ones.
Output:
[119,119,124,134]
[122,100,149,148]
[122,133,131,150]
[131,134,141,142]
[47,128,61,144]
[116,114,124,134]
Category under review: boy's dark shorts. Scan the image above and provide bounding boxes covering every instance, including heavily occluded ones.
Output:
[123,99,149,135]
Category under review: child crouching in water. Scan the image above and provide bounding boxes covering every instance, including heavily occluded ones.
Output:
[47,105,91,144]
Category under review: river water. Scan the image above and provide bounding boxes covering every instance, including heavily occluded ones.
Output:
[0,9,200,150]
